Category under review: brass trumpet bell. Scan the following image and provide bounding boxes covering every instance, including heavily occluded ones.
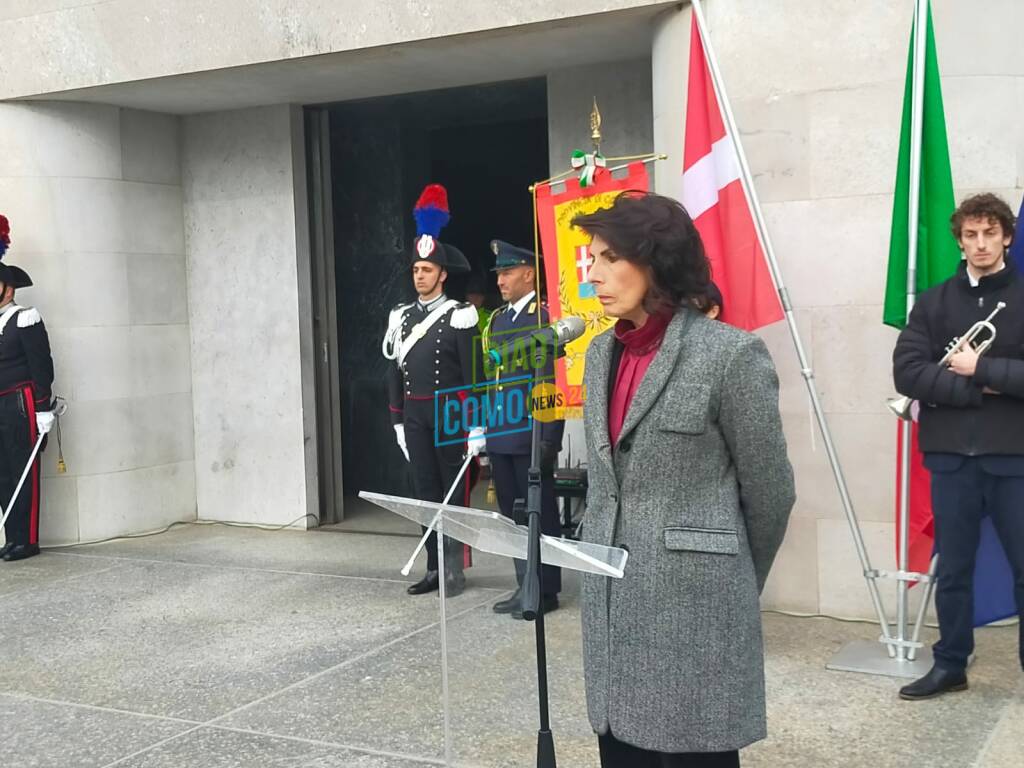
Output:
[886,301,1006,422]
[887,395,913,421]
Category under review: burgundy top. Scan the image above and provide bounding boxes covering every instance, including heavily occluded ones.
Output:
[608,311,673,447]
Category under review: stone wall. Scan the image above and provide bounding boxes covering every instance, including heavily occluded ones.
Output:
[0,103,195,544]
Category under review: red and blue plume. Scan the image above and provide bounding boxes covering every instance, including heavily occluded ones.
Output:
[0,215,10,259]
[413,184,450,238]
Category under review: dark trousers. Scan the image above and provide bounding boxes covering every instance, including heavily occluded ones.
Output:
[404,398,467,575]
[0,386,41,546]
[598,732,740,768]
[489,452,561,595]
[928,455,1024,672]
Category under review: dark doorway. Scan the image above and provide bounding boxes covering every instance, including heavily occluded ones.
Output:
[325,79,549,517]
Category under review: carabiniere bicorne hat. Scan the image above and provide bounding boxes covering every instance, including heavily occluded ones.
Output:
[409,184,471,275]
[490,239,540,272]
[0,215,33,289]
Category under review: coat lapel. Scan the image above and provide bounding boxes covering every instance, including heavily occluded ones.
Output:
[585,330,616,478]
[616,310,695,443]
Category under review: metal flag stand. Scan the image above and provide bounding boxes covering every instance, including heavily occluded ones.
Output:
[690,0,913,670]
[826,0,937,677]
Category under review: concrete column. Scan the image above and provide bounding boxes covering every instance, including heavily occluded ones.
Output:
[182,104,318,528]
[0,102,196,544]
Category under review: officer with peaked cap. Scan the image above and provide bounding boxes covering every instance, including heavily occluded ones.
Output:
[382,185,483,597]
[483,240,564,618]
[0,215,55,562]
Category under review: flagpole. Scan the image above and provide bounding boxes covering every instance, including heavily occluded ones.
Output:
[690,0,895,652]
[899,0,930,663]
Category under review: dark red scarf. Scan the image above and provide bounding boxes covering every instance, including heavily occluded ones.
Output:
[608,311,673,446]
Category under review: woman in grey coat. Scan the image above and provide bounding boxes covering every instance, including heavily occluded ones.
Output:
[572,192,795,767]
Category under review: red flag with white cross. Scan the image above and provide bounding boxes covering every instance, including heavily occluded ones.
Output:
[683,14,782,330]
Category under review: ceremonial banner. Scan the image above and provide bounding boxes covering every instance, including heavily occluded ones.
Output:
[536,161,650,416]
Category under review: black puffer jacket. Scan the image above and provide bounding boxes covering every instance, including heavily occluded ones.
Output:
[893,261,1024,455]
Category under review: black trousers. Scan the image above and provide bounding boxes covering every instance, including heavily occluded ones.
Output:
[0,386,42,547]
[598,732,740,768]
[489,451,561,595]
[403,397,467,574]
[929,455,1024,671]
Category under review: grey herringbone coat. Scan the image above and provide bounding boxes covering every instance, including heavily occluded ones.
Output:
[580,309,795,753]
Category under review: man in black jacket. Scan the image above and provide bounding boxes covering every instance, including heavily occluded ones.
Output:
[893,193,1024,699]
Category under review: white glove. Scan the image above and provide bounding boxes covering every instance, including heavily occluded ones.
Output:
[36,411,55,436]
[394,424,410,462]
[467,426,485,457]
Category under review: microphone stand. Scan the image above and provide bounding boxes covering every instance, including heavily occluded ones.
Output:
[494,317,580,768]
[520,342,557,768]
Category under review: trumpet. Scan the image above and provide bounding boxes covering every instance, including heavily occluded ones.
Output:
[887,301,1006,420]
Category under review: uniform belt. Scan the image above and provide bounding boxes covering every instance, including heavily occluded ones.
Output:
[0,381,32,398]
[0,385,30,415]
[406,391,462,401]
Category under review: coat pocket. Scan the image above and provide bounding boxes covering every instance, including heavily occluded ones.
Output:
[656,385,710,435]
[657,407,707,435]
[663,526,739,555]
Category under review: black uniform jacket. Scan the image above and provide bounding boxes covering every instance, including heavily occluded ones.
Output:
[893,261,1024,455]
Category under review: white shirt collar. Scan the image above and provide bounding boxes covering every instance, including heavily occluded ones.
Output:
[508,290,536,322]
[966,261,1005,287]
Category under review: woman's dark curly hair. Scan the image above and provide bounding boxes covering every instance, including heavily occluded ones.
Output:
[693,280,723,316]
[571,191,710,314]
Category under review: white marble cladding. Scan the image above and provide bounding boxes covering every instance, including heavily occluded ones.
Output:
[652,1,1024,619]
[182,104,316,528]
[0,0,672,100]
[0,102,195,545]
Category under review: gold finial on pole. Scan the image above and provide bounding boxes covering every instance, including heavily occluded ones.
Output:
[590,97,602,152]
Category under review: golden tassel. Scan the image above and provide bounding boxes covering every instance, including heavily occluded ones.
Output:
[486,478,497,504]
[54,406,67,473]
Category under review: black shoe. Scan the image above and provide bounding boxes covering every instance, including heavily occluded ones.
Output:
[0,542,13,559]
[407,570,439,595]
[2,544,40,562]
[512,594,559,620]
[899,666,968,700]
[443,572,465,598]
[493,588,522,614]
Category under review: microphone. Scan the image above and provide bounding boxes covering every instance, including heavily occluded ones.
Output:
[546,315,587,345]
[487,316,586,366]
